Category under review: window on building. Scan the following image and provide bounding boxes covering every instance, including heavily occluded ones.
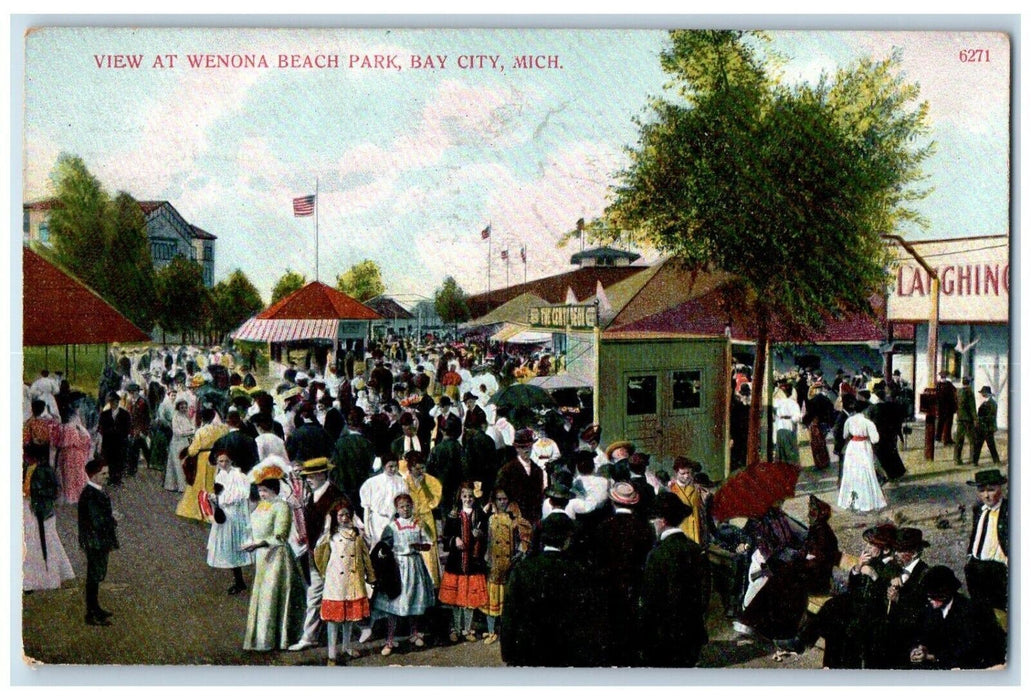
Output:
[671,370,703,411]
[38,221,50,245]
[626,375,657,416]
[23,210,29,234]
[204,243,212,261]
[942,345,962,378]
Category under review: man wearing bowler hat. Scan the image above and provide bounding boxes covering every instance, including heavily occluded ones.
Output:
[964,469,1008,612]
[869,527,931,668]
[908,565,1006,669]
[972,385,1001,466]
[496,429,545,525]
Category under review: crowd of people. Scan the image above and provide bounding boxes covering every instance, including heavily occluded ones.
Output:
[21,339,1008,669]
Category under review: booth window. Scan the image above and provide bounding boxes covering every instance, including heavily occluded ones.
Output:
[672,370,702,411]
[626,375,657,416]
[941,345,962,378]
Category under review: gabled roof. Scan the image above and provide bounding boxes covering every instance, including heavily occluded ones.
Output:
[602,265,894,345]
[190,224,217,241]
[470,292,550,326]
[257,281,381,321]
[466,266,646,318]
[365,296,415,320]
[23,247,151,346]
[569,245,641,266]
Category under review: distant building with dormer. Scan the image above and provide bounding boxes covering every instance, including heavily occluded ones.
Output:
[23,197,217,288]
[569,246,641,268]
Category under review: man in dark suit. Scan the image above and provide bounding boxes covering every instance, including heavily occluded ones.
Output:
[868,527,930,668]
[286,402,334,465]
[461,391,487,436]
[461,412,498,500]
[329,408,375,509]
[638,491,710,667]
[954,377,978,465]
[124,383,151,475]
[964,469,1008,612]
[591,482,656,666]
[972,386,1001,465]
[98,391,131,487]
[908,565,1006,669]
[288,458,346,651]
[391,412,428,462]
[211,409,260,474]
[78,459,119,626]
[934,372,958,445]
[501,512,607,666]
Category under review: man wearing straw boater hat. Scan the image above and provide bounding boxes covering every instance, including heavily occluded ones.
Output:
[964,468,1008,612]
[289,457,346,651]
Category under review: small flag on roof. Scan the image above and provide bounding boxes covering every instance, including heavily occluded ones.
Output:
[520,246,526,263]
[500,249,509,261]
[481,224,491,240]
[293,195,315,217]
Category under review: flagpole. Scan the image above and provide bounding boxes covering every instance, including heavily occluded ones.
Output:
[522,246,527,283]
[315,178,320,282]
[506,254,510,287]
[487,222,492,303]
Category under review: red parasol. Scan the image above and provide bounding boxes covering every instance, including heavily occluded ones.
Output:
[441,371,462,386]
[710,461,801,522]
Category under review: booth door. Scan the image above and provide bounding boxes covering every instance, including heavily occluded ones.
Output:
[623,372,663,456]
[622,368,715,470]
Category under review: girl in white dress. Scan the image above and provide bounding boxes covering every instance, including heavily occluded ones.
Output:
[837,397,887,512]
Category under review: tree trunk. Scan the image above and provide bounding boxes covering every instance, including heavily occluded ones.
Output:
[746,319,769,467]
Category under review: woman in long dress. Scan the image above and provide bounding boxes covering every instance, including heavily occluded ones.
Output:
[176,407,228,520]
[55,410,92,505]
[165,399,194,493]
[242,466,306,651]
[207,449,254,595]
[837,396,887,512]
[401,451,442,587]
[22,460,75,591]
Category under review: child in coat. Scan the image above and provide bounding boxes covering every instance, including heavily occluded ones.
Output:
[316,498,375,665]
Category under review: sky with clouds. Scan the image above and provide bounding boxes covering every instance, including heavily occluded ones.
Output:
[22,28,1010,304]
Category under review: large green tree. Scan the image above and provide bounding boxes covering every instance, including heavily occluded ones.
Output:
[336,259,386,301]
[434,275,471,329]
[154,256,211,341]
[211,269,265,340]
[604,31,933,466]
[270,269,307,304]
[46,154,157,330]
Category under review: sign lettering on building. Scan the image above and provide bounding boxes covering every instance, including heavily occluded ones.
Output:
[885,237,1008,324]
[529,304,598,329]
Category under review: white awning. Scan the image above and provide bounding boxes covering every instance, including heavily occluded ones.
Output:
[231,318,338,343]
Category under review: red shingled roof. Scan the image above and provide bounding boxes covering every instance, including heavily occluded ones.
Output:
[606,278,894,344]
[467,266,646,318]
[23,247,151,346]
[257,281,382,321]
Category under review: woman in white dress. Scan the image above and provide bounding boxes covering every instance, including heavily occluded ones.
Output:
[207,449,254,595]
[837,396,887,512]
[165,398,194,492]
[23,460,75,591]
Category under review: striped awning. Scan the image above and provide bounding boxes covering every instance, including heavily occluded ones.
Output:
[231,318,339,343]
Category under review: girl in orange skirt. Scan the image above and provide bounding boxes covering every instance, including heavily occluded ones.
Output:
[439,482,488,642]
[315,498,375,665]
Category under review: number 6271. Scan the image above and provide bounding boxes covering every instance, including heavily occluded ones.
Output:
[959,49,990,62]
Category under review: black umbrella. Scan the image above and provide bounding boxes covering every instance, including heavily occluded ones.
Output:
[489,383,556,411]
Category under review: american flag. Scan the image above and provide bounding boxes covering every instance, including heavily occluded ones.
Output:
[293,195,315,217]
[500,249,509,261]
[481,224,491,240]
[520,246,526,263]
